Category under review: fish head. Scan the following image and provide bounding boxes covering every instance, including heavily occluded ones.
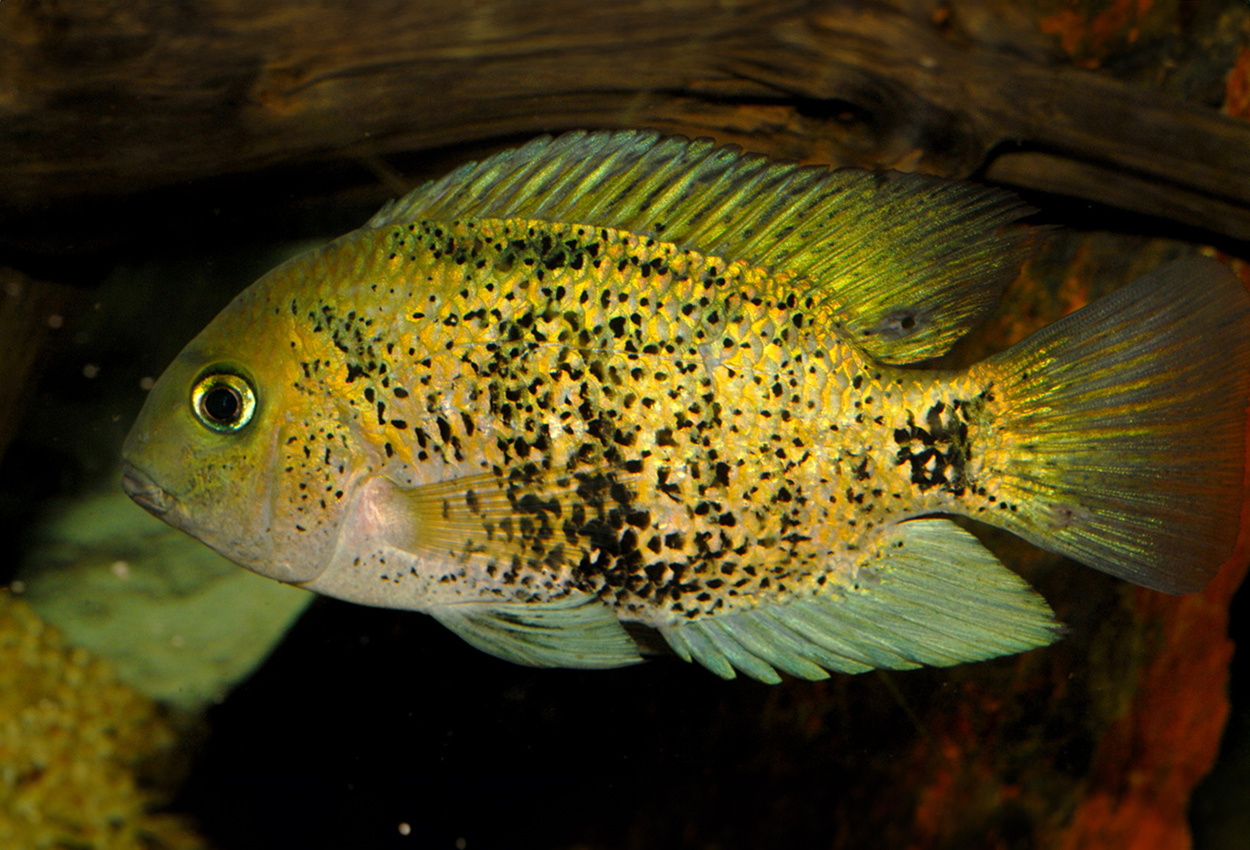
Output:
[122,259,358,585]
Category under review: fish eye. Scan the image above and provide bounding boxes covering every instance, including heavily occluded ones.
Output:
[191,372,257,433]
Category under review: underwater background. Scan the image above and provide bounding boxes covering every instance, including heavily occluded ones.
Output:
[2,2,1249,848]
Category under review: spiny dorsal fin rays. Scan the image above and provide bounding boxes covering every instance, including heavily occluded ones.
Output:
[369,130,1036,363]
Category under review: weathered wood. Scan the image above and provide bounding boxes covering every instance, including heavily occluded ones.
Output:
[985,151,1250,241]
[1,0,1248,264]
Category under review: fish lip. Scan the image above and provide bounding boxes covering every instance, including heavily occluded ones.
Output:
[120,461,175,516]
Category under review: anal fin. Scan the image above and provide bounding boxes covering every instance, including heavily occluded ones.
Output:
[429,591,643,669]
[659,519,1061,682]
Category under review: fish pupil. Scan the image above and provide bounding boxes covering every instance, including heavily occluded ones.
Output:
[203,386,241,423]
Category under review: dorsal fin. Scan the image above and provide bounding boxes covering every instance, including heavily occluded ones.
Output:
[369,130,1035,363]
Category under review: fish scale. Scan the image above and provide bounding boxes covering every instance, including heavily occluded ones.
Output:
[121,130,1250,681]
[272,216,994,626]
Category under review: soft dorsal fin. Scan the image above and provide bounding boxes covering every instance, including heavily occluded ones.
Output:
[369,130,1035,363]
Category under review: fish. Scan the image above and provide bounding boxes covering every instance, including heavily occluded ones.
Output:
[120,130,1250,683]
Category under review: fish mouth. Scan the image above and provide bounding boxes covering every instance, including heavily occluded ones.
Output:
[120,461,175,516]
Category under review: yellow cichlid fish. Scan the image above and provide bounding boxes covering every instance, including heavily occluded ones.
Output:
[121,131,1250,682]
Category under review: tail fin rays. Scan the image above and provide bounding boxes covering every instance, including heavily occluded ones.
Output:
[980,257,1250,593]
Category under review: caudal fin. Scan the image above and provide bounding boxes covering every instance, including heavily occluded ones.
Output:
[976,256,1250,593]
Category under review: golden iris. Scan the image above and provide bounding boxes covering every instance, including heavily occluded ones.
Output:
[191,372,256,432]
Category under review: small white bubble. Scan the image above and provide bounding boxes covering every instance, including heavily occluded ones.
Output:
[83,363,101,379]
[139,376,156,390]
[110,560,130,579]
[47,314,64,329]
[9,580,25,594]
[397,823,411,836]
[455,839,466,849]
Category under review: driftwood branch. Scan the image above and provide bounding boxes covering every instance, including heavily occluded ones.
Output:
[1,0,1247,270]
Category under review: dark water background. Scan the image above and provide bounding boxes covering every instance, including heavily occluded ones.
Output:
[1,163,1246,850]
[3,0,1250,836]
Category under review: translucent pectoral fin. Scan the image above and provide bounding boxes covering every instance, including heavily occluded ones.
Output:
[659,519,1061,682]
[429,591,644,669]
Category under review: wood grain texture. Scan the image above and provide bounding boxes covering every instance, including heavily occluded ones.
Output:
[1,0,1248,255]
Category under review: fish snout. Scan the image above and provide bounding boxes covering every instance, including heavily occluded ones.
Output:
[120,461,174,516]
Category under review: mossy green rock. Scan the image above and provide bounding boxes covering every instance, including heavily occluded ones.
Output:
[18,486,312,711]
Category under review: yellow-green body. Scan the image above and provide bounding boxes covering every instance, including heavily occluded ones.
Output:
[230,218,1008,625]
[121,131,1249,681]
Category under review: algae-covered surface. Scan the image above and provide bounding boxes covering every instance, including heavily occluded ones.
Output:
[0,590,208,850]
